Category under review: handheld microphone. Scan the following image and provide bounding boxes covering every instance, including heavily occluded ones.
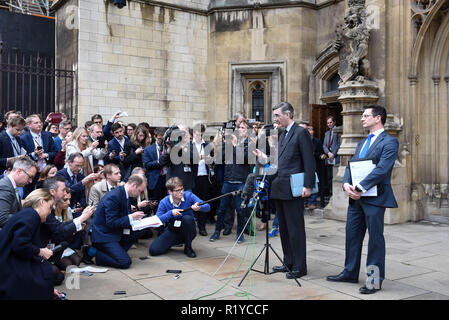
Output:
[240,173,257,209]
[52,241,69,254]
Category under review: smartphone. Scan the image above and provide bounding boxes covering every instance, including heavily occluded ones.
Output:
[166,269,182,274]
[36,146,43,151]
[97,136,106,149]
[49,112,63,124]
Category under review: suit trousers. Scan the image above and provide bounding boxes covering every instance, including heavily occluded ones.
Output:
[149,215,197,256]
[193,175,210,231]
[274,198,307,272]
[93,230,146,269]
[343,200,386,283]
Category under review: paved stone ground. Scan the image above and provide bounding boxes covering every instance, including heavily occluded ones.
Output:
[57,211,449,300]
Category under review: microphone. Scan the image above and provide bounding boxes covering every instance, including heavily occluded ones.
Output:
[240,173,257,209]
[52,241,69,254]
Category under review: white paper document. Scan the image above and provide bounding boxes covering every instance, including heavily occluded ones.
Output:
[131,215,163,231]
[68,266,109,273]
[349,160,377,196]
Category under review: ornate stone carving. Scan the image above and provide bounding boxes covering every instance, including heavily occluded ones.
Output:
[334,0,371,84]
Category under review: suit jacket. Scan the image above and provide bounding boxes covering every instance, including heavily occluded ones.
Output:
[88,179,112,207]
[91,185,132,243]
[20,130,57,163]
[0,208,54,300]
[0,130,25,172]
[0,176,23,227]
[323,129,341,165]
[270,123,316,200]
[343,131,399,208]
[144,143,163,190]
[56,168,86,208]
[65,141,107,176]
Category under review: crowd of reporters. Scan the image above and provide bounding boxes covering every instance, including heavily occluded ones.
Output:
[0,109,328,300]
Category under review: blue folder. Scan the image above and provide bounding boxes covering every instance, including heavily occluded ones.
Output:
[290,172,319,197]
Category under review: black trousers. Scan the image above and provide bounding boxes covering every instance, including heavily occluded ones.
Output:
[193,175,210,231]
[274,198,307,272]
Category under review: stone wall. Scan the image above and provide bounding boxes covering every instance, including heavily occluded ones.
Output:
[74,0,208,127]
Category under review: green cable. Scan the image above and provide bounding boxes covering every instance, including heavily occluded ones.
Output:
[192,202,259,300]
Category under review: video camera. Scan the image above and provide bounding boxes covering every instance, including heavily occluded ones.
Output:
[222,120,236,131]
[163,125,185,148]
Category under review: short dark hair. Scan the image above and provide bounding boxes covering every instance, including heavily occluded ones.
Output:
[111,122,122,133]
[68,152,84,162]
[154,127,166,136]
[42,176,66,190]
[272,102,294,119]
[193,123,206,133]
[365,104,387,125]
[91,114,103,121]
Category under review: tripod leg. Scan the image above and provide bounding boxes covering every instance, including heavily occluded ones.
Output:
[237,244,268,287]
[269,245,301,287]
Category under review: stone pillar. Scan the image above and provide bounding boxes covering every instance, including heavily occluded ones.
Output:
[324,80,379,221]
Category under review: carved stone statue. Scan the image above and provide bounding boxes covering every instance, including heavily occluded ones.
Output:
[334,0,371,83]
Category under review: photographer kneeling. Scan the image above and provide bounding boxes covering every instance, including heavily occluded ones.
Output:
[149,177,210,258]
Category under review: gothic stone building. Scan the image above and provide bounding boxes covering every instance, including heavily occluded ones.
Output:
[53,0,449,223]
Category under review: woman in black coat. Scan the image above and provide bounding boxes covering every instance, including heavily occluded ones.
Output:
[0,189,55,300]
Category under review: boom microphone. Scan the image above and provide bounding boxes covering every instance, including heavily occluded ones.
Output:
[240,173,258,209]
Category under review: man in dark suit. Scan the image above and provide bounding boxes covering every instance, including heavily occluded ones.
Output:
[0,116,26,173]
[323,115,341,196]
[84,174,147,269]
[326,105,399,294]
[144,127,167,201]
[106,122,129,178]
[0,157,38,228]
[56,152,97,211]
[20,114,57,197]
[265,101,315,279]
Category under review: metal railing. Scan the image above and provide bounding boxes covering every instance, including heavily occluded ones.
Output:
[0,45,76,120]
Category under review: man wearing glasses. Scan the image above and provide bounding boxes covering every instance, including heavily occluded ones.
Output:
[327,105,399,294]
[149,177,210,258]
[0,157,38,228]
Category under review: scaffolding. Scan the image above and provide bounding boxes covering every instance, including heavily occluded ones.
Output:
[0,0,53,17]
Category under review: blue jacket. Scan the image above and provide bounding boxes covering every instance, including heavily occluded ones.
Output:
[156,191,210,224]
[56,168,86,208]
[143,143,163,190]
[91,186,132,243]
[0,130,24,172]
[343,131,399,208]
[20,130,57,163]
[0,208,54,300]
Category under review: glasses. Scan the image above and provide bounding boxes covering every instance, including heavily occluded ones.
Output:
[361,114,374,119]
[22,170,34,181]
[172,188,184,193]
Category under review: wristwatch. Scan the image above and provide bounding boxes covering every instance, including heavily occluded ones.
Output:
[354,185,363,193]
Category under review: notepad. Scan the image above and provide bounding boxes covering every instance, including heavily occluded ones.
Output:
[68,266,109,273]
[290,172,319,197]
[131,215,163,231]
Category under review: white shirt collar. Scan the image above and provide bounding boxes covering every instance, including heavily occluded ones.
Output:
[371,128,385,137]
[169,194,184,207]
[286,121,294,133]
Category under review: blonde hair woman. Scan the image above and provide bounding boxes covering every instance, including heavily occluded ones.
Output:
[65,127,107,177]
[0,189,56,299]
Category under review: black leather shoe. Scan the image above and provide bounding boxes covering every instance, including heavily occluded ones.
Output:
[199,229,207,236]
[272,265,290,273]
[286,270,307,279]
[223,228,232,236]
[81,245,94,265]
[326,272,358,283]
[359,286,381,294]
[184,247,197,258]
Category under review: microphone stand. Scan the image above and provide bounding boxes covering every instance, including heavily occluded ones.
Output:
[237,178,301,288]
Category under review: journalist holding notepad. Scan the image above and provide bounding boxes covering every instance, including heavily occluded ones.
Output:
[327,105,399,295]
[255,102,315,280]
